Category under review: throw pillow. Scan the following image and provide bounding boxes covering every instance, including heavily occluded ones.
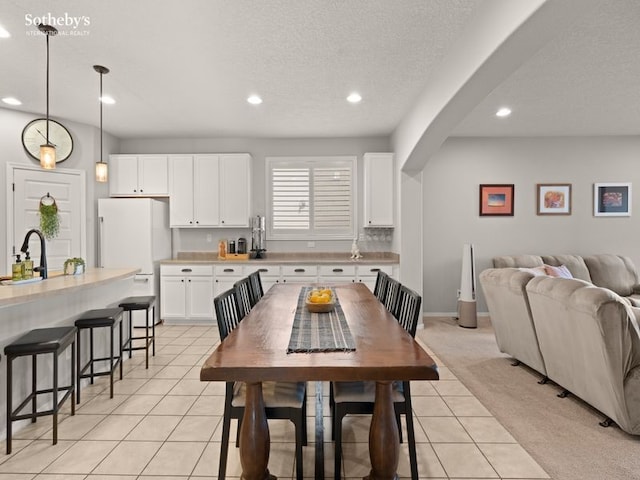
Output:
[545,264,573,279]
[519,266,548,276]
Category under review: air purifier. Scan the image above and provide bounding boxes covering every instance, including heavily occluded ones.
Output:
[457,243,477,328]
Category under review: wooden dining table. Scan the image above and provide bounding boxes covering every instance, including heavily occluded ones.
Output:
[200,282,439,480]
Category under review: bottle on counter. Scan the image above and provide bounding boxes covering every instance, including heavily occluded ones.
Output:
[228,240,236,254]
[23,252,34,279]
[12,254,23,281]
[218,240,227,260]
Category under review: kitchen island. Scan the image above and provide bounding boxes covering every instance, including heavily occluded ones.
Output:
[0,267,139,442]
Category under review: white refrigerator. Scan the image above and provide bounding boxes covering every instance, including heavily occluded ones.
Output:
[98,198,171,326]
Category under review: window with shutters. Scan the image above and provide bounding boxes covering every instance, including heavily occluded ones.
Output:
[267,156,357,239]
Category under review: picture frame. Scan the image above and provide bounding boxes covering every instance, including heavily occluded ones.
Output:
[594,182,632,217]
[537,183,572,215]
[479,184,514,216]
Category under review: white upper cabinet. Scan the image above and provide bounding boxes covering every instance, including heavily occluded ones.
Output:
[168,153,251,228]
[109,154,168,197]
[219,154,251,227]
[363,152,394,227]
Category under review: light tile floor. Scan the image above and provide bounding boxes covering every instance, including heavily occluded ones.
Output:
[0,324,549,479]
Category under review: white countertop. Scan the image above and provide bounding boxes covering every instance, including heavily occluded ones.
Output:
[0,268,140,307]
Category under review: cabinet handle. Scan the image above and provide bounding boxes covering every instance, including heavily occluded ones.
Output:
[133,189,137,193]
[223,268,234,273]
[189,221,193,224]
[181,279,184,282]
[258,268,269,273]
[332,268,343,273]
[221,220,225,224]
[283,279,286,283]
[368,220,371,224]
[370,268,380,272]
[294,268,305,273]
[188,279,191,282]
[196,221,199,224]
[181,268,193,273]
[140,189,143,193]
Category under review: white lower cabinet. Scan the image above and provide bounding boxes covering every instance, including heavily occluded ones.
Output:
[319,265,356,286]
[252,266,281,294]
[161,264,214,323]
[213,265,246,316]
[356,265,394,292]
[281,265,318,284]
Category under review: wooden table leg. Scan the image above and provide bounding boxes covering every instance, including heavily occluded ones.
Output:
[240,382,276,480]
[364,380,399,480]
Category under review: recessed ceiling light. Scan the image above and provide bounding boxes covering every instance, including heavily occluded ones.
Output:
[247,95,262,105]
[496,107,512,117]
[0,25,10,38]
[347,92,362,104]
[2,97,22,105]
[100,95,115,105]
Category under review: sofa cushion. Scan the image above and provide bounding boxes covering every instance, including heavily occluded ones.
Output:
[583,254,640,297]
[493,255,544,268]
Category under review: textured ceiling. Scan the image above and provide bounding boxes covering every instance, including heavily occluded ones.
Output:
[1,0,639,140]
[453,0,640,136]
[0,0,480,139]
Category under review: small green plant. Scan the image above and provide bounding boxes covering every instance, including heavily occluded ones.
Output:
[64,257,85,275]
[39,199,60,240]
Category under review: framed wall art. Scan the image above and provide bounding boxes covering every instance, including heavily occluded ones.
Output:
[594,182,631,216]
[479,184,514,216]
[537,183,571,215]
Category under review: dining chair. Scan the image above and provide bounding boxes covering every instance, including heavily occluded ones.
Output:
[248,270,264,304]
[373,270,389,303]
[214,288,307,480]
[383,276,401,315]
[233,276,253,319]
[330,284,422,480]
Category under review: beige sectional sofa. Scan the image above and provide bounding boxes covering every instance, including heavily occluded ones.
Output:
[480,253,640,434]
[526,276,640,434]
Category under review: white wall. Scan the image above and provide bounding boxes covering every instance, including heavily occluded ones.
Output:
[120,136,392,255]
[424,135,640,314]
[0,107,119,272]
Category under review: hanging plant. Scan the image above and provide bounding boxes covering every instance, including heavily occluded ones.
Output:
[39,195,60,239]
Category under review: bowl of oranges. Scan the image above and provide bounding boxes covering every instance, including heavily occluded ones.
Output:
[306,288,335,313]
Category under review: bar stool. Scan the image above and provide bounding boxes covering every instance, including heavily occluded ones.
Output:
[75,307,124,404]
[120,296,156,369]
[5,326,76,454]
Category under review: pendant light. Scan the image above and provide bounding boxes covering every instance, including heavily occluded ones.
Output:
[38,23,58,169]
[94,65,109,182]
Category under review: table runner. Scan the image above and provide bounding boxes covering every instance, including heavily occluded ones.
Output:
[287,287,356,353]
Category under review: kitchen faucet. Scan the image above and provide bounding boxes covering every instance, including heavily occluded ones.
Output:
[20,229,48,279]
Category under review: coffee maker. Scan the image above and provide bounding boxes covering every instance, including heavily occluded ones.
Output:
[250,215,267,259]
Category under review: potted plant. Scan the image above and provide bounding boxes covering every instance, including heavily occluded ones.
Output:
[39,195,60,240]
[63,257,85,275]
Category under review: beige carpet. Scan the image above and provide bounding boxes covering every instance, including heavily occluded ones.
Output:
[418,316,640,480]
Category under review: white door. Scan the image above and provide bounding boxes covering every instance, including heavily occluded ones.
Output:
[9,165,86,274]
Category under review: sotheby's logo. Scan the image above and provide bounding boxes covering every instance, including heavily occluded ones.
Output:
[25,13,91,36]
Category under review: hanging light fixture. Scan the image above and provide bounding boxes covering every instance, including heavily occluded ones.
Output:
[38,23,58,169]
[94,65,110,182]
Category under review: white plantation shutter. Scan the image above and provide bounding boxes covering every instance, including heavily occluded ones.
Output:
[268,156,356,239]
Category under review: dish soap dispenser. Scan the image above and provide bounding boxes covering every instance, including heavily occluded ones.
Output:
[23,252,34,279]
[12,254,23,281]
